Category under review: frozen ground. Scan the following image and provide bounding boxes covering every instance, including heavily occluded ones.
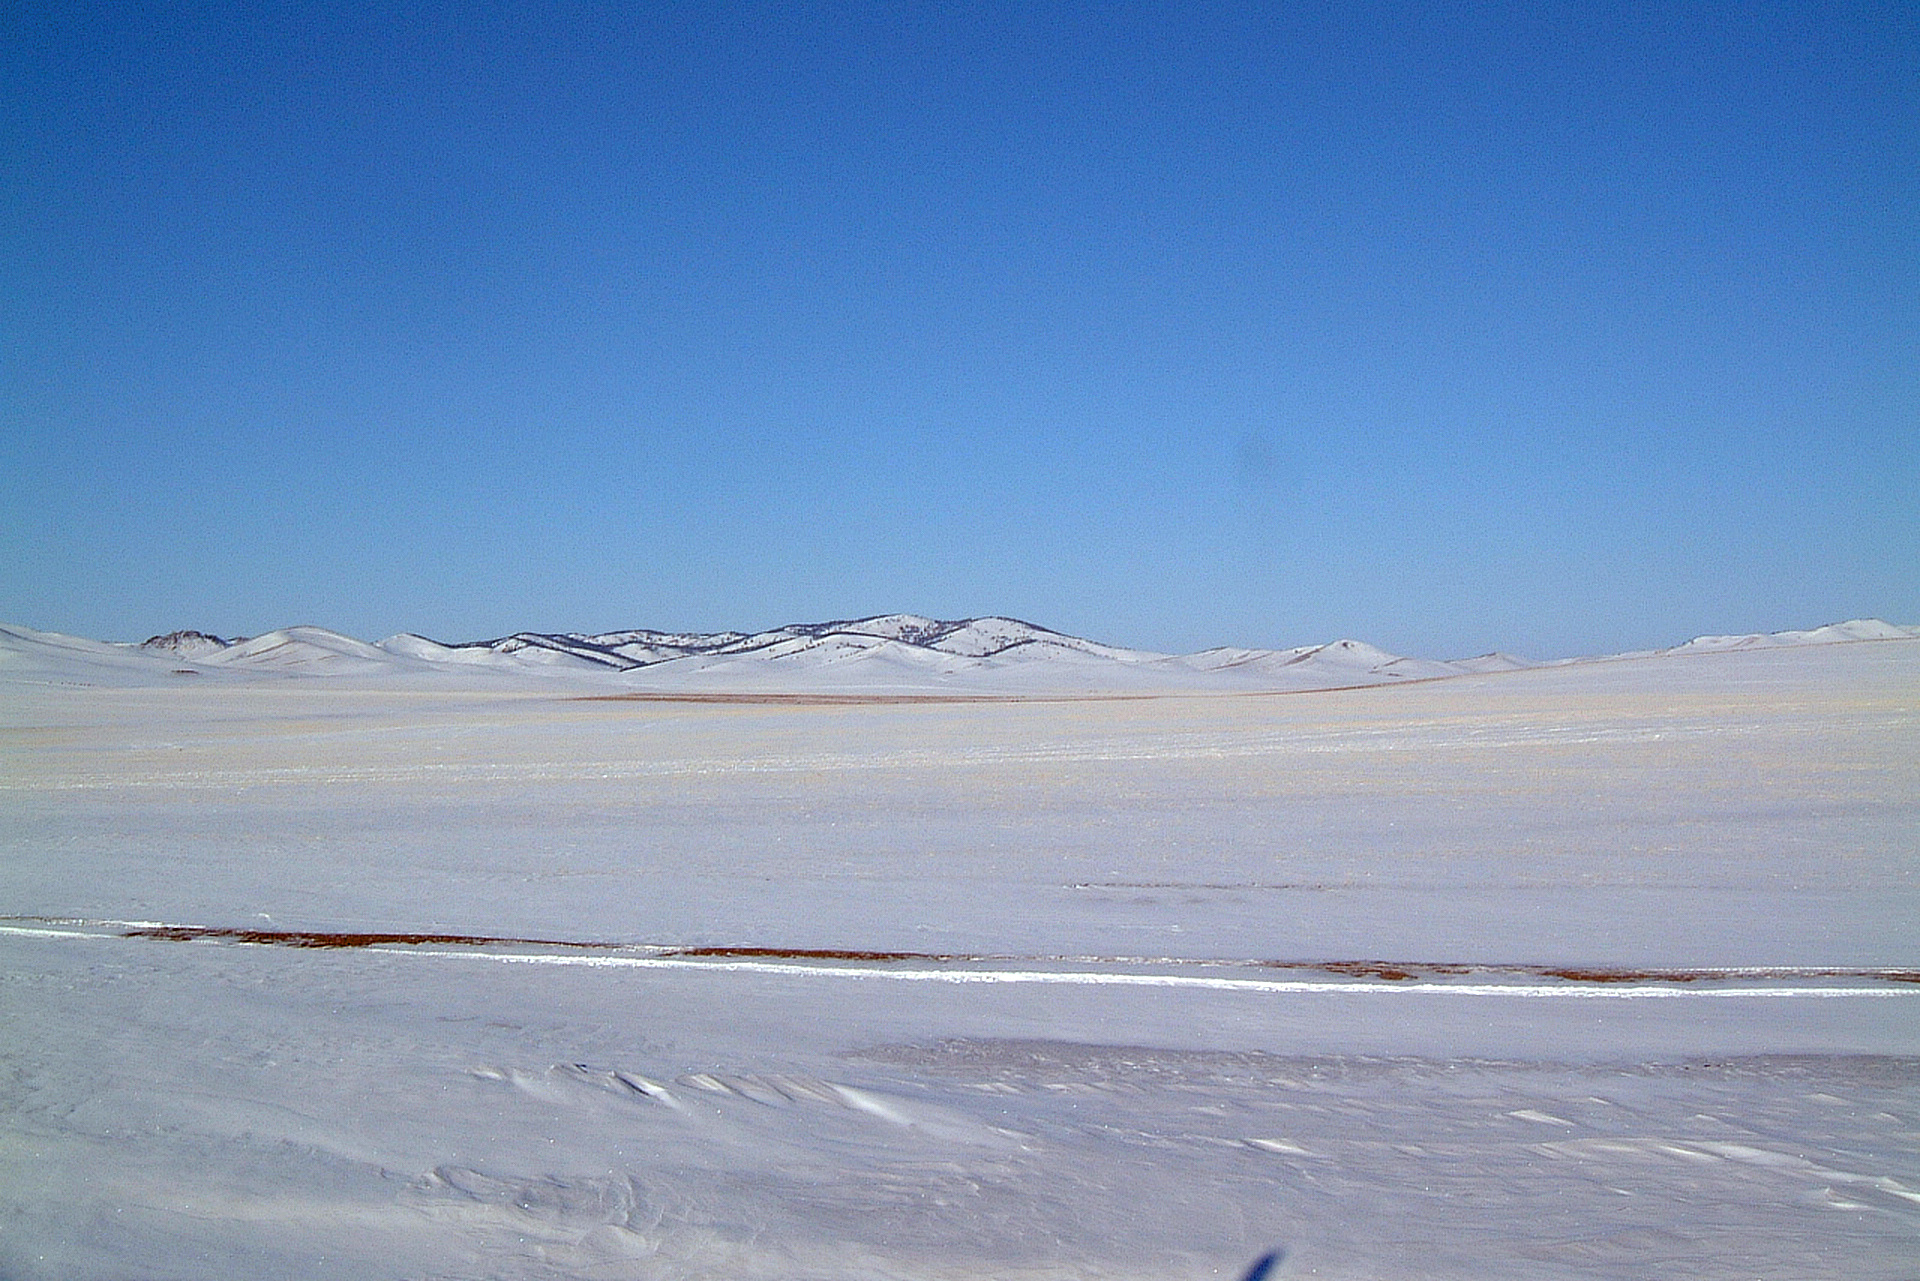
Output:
[1,637,1917,1278]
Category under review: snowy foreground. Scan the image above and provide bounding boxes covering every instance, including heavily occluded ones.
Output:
[1,626,1917,1279]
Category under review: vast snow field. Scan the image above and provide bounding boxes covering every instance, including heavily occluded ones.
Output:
[2,628,1917,1279]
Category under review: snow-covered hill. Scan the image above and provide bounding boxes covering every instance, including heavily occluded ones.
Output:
[2,615,1915,693]
[1666,618,1919,651]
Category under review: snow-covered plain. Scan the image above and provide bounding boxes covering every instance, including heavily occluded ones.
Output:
[1,620,1917,1279]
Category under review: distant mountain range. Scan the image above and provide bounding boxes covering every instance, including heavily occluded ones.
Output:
[3,615,1915,693]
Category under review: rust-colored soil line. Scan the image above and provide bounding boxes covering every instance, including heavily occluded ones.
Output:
[573,691,1156,705]
[122,925,616,950]
[83,922,1920,985]
[670,945,971,962]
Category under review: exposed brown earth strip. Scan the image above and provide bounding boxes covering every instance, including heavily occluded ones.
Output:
[1073,881,1345,891]
[1316,961,1460,981]
[1284,960,1920,985]
[4,920,1905,984]
[669,945,971,962]
[121,925,613,950]
[571,681,1441,706]
[573,691,1145,705]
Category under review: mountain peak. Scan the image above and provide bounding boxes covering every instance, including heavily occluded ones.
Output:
[140,630,237,658]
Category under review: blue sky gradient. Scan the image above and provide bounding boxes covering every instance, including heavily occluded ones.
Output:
[4,2,1914,658]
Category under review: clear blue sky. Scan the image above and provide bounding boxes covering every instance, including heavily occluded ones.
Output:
[4,2,1914,658]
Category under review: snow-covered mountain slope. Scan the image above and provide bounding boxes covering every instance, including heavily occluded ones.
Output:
[436,615,1157,674]
[2,616,1915,693]
[1168,638,1465,686]
[206,626,410,675]
[140,629,235,660]
[0,624,214,687]
[1665,618,1919,652]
